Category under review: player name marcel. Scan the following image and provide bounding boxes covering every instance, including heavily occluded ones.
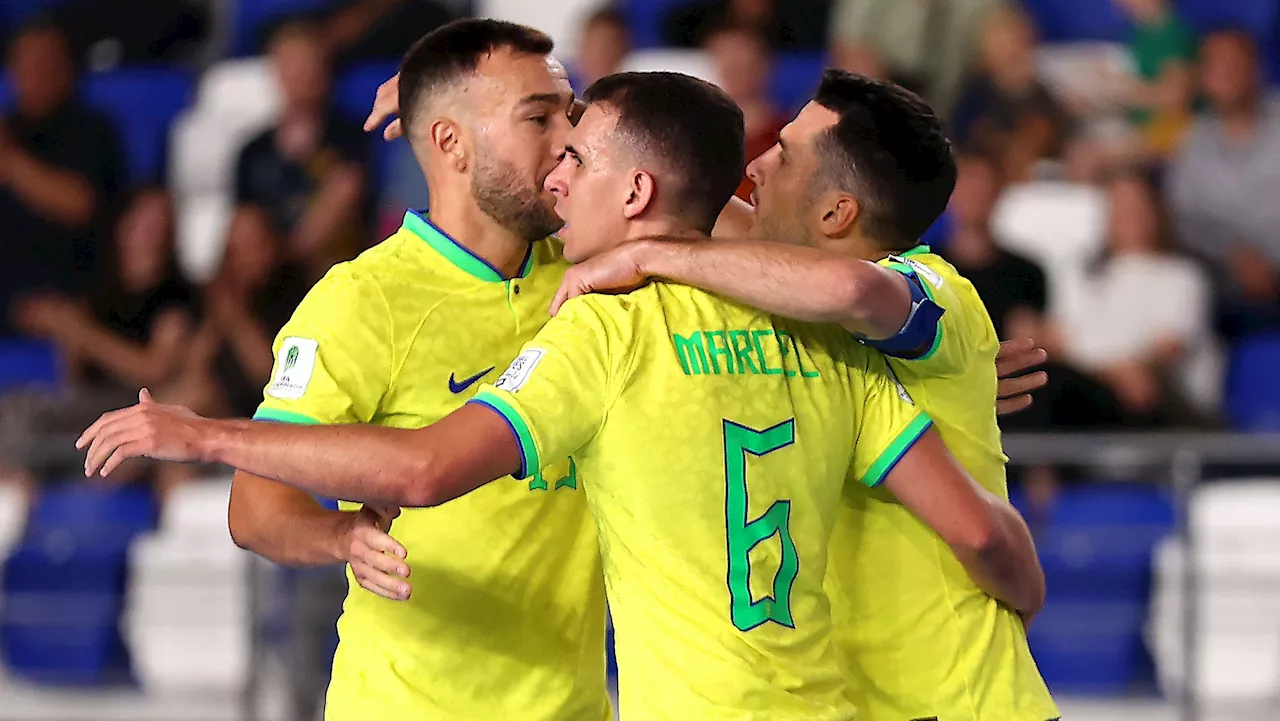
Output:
[672,329,822,378]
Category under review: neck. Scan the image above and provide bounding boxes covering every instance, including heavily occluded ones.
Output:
[426,182,535,279]
[1220,103,1260,141]
[624,217,700,243]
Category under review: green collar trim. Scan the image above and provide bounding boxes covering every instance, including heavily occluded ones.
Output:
[402,210,533,281]
[898,244,932,258]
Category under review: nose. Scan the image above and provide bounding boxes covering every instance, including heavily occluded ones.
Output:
[745,156,763,187]
[545,159,569,198]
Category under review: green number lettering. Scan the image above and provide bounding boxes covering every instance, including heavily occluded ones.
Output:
[723,419,798,631]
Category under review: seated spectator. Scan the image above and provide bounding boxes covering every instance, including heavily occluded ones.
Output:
[705,25,787,201]
[257,0,455,63]
[169,208,312,422]
[1114,0,1197,159]
[236,21,369,282]
[0,21,123,335]
[1,189,195,491]
[829,0,1001,116]
[939,153,1048,340]
[1063,171,1221,427]
[951,5,1071,182]
[1168,29,1280,339]
[572,7,629,91]
[663,0,829,51]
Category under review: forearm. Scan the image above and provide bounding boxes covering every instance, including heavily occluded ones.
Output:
[3,149,96,226]
[228,469,351,566]
[952,497,1046,615]
[73,325,176,386]
[292,167,363,255]
[224,319,276,382]
[204,419,428,506]
[636,238,911,339]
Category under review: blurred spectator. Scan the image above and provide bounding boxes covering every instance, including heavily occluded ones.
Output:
[939,153,1048,340]
[1064,171,1221,427]
[169,208,311,422]
[235,21,369,282]
[663,0,829,51]
[1114,0,1197,159]
[48,0,210,69]
[573,7,629,90]
[317,0,455,65]
[829,0,1001,115]
[1168,29,1280,339]
[1,188,195,490]
[0,21,124,336]
[705,25,786,201]
[951,5,1071,182]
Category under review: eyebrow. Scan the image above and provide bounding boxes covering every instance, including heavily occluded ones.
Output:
[518,93,567,107]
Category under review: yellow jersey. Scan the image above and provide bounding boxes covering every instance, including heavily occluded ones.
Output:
[471,283,933,720]
[827,245,1059,721]
[254,211,609,721]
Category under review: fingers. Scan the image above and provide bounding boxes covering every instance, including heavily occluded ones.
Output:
[383,118,402,141]
[139,387,153,404]
[349,530,411,601]
[549,282,570,317]
[351,562,411,601]
[998,370,1048,399]
[76,404,140,449]
[997,337,1037,358]
[364,77,397,132]
[996,395,1034,416]
[995,348,1047,379]
[85,414,150,476]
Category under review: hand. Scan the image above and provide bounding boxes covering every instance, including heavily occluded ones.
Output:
[995,337,1048,415]
[363,73,402,141]
[342,504,412,601]
[205,283,251,331]
[77,389,209,477]
[13,294,91,340]
[1226,245,1278,303]
[550,241,653,316]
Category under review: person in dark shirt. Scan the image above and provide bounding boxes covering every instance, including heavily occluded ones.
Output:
[939,152,1046,340]
[0,21,124,335]
[234,20,369,282]
[3,188,195,488]
[662,0,830,51]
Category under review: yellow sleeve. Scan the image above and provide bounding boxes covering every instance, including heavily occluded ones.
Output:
[849,351,935,487]
[880,258,975,378]
[468,296,632,480]
[253,264,392,425]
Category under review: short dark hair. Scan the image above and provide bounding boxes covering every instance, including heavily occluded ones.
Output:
[398,19,554,134]
[583,72,745,233]
[811,70,956,251]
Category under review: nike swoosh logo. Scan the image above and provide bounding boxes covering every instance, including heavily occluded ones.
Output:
[448,367,494,394]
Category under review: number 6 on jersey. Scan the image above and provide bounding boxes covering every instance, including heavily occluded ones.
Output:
[724,419,799,632]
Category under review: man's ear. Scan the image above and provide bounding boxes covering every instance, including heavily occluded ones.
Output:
[622,169,657,220]
[815,190,860,238]
[430,119,469,173]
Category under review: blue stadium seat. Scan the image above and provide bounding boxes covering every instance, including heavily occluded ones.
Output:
[1177,0,1278,37]
[1226,333,1280,430]
[228,0,340,56]
[621,0,699,49]
[1022,0,1132,42]
[0,484,154,686]
[1023,483,1171,692]
[770,52,824,113]
[0,0,72,27]
[0,338,60,394]
[82,69,195,186]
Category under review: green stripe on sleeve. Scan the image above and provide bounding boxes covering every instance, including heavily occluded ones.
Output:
[860,413,934,487]
[252,408,321,425]
[469,391,541,480]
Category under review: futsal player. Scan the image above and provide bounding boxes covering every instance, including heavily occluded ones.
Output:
[220,19,609,721]
[79,72,1044,719]
[554,70,1060,720]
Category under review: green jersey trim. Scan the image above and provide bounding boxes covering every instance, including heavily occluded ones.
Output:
[252,408,321,425]
[860,413,934,487]
[469,392,540,480]
[402,210,534,282]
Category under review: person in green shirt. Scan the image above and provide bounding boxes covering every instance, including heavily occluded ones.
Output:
[1116,0,1197,156]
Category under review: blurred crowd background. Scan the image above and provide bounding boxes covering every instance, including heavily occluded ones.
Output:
[1,0,1280,719]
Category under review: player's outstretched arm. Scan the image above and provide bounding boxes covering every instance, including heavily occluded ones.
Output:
[551,237,913,341]
[882,428,1046,617]
[78,390,523,509]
